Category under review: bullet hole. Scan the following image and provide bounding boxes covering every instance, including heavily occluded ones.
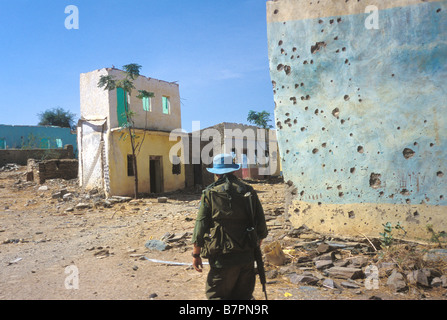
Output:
[292,47,297,52]
[289,97,296,105]
[406,199,411,204]
[318,19,323,24]
[337,17,342,23]
[349,133,353,137]
[271,80,276,88]
[345,59,349,64]
[337,185,342,190]
[281,48,285,54]
[441,195,444,200]
[312,148,319,154]
[430,143,435,147]
[379,191,384,197]
[348,211,355,219]
[314,109,319,115]
[293,119,297,124]
[322,142,327,148]
[330,19,334,24]
[400,189,410,196]
[285,112,290,116]
[300,190,304,196]
[305,106,309,111]
[340,119,345,124]
[310,60,314,64]
[344,94,350,101]
[286,150,290,154]
[359,99,363,102]
[320,219,325,224]
[301,82,304,87]
[286,180,294,187]
[437,171,444,177]
[342,47,346,51]
[303,60,308,64]
[403,148,415,159]
[350,167,355,174]
[334,36,338,40]
[437,8,441,13]
[277,64,284,71]
[336,49,340,53]
[322,127,326,131]
[295,83,299,89]
[357,146,364,153]
[369,173,382,189]
[274,9,279,14]
[391,74,395,77]
[276,121,281,127]
[338,192,344,197]
[284,65,292,75]
[414,142,418,146]
[332,108,340,118]
[300,127,306,131]
[311,41,327,54]
[278,40,283,46]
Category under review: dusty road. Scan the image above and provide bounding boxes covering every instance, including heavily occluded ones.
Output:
[0,166,445,301]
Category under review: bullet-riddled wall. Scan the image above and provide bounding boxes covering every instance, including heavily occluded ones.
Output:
[267,0,446,240]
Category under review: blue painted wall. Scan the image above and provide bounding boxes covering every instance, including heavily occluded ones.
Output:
[0,125,77,157]
[268,1,446,208]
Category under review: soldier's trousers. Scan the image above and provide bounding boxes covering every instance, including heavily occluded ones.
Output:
[205,262,256,300]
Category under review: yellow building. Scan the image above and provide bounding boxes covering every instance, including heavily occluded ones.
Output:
[77,68,185,197]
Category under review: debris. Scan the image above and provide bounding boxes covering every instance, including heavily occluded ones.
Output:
[143,256,209,266]
[288,273,319,285]
[38,186,48,191]
[145,239,170,251]
[8,257,22,265]
[157,197,168,203]
[75,203,91,210]
[386,270,407,292]
[423,249,447,263]
[264,241,287,266]
[407,270,429,287]
[325,266,364,280]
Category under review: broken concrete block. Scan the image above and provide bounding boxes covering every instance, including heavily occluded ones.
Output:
[431,277,443,287]
[145,239,169,251]
[423,249,447,264]
[325,266,364,280]
[387,270,407,292]
[75,203,91,210]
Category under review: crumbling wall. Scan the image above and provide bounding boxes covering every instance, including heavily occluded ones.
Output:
[267,0,446,239]
[0,145,75,167]
[27,158,78,184]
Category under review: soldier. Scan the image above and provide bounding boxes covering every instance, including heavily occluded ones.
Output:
[191,153,268,300]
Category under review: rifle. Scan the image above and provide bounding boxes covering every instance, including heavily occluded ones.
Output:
[245,191,268,300]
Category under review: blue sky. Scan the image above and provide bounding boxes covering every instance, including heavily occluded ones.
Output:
[0,0,274,132]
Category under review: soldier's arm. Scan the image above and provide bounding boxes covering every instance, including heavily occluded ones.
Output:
[252,190,268,241]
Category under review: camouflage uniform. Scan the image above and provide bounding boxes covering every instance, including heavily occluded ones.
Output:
[192,173,268,300]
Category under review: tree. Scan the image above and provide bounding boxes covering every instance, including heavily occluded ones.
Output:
[38,107,77,130]
[97,63,154,199]
[247,110,273,129]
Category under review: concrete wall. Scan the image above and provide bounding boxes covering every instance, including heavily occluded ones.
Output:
[267,0,446,240]
[80,68,181,132]
[108,129,185,196]
[27,158,78,184]
[0,125,77,156]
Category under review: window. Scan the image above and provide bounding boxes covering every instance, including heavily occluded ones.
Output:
[172,155,181,175]
[127,154,135,176]
[162,96,170,114]
[56,138,63,148]
[142,95,152,112]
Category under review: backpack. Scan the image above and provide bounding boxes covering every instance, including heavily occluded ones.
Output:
[200,176,257,258]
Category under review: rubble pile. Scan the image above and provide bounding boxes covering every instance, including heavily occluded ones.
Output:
[262,225,447,298]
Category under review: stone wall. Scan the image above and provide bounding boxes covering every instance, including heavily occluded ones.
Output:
[0,145,75,167]
[27,158,78,184]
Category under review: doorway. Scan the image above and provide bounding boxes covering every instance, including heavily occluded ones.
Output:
[149,156,163,193]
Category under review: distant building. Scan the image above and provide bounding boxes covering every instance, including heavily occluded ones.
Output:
[184,122,281,188]
[78,68,184,197]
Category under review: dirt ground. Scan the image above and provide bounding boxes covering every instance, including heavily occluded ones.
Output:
[0,166,445,301]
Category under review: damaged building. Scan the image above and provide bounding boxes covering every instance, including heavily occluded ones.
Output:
[267,0,446,239]
[77,68,185,197]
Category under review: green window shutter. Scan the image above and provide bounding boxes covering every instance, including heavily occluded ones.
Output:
[116,88,128,127]
[143,96,150,111]
[162,96,170,114]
